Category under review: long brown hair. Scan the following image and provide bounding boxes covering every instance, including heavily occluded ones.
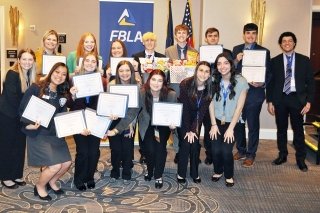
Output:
[115,60,136,84]
[143,69,169,114]
[9,48,36,92]
[38,62,70,98]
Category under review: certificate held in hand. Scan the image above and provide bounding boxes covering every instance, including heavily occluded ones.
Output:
[85,108,112,139]
[152,102,183,127]
[21,95,56,128]
[96,92,128,118]
[42,55,67,75]
[72,72,104,98]
[54,110,86,138]
[109,85,139,108]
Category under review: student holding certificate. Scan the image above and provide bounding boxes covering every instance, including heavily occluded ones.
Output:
[177,61,212,184]
[69,53,106,191]
[209,53,248,187]
[35,30,61,80]
[232,23,271,168]
[105,60,140,182]
[67,32,99,74]
[0,49,36,189]
[19,62,72,201]
[138,70,177,189]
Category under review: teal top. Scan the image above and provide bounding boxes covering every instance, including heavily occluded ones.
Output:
[66,51,77,74]
[213,75,249,122]
[66,51,103,74]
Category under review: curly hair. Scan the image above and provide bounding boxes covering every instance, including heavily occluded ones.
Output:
[212,53,237,101]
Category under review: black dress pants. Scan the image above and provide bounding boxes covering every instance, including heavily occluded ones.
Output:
[73,134,100,186]
[177,129,201,179]
[143,125,171,179]
[109,132,134,180]
[274,93,306,161]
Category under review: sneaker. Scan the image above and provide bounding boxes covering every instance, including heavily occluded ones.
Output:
[233,152,246,161]
[242,158,254,168]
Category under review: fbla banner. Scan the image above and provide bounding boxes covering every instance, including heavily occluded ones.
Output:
[100,0,154,64]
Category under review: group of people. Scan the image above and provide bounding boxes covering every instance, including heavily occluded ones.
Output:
[0,22,315,201]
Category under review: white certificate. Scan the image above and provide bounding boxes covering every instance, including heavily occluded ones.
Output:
[199,45,223,63]
[242,66,266,82]
[72,72,104,98]
[21,95,56,128]
[96,93,128,118]
[109,85,139,108]
[84,108,111,139]
[242,50,266,67]
[152,102,183,127]
[110,57,134,76]
[54,110,86,138]
[169,66,195,83]
[42,55,67,75]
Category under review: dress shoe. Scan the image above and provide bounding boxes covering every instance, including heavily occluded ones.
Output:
[34,186,52,201]
[155,178,163,189]
[211,174,222,182]
[225,178,234,187]
[297,160,308,172]
[87,181,96,189]
[177,175,186,184]
[13,179,26,186]
[272,156,287,165]
[233,152,246,161]
[174,153,179,164]
[204,157,213,165]
[193,177,201,183]
[242,158,254,168]
[46,183,64,195]
[139,155,146,164]
[144,174,152,181]
[76,184,87,191]
[1,180,18,189]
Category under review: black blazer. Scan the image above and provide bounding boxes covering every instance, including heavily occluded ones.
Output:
[132,50,166,75]
[0,70,23,118]
[232,43,271,102]
[266,52,315,106]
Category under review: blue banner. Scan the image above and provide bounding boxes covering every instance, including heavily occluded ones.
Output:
[99,0,154,65]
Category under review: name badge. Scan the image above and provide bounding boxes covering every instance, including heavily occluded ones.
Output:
[42,95,50,100]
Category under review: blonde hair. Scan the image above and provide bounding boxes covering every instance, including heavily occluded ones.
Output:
[76,32,98,59]
[9,48,37,92]
[142,32,157,41]
[42,29,59,54]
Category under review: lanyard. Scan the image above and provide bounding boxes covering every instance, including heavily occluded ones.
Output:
[196,90,203,134]
[220,81,230,113]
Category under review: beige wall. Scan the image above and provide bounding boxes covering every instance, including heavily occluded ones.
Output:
[0,0,315,138]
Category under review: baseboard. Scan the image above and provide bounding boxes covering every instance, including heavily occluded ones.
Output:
[257,128,293,140]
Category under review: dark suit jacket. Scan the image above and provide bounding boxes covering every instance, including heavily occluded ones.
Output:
[132,50,166,75]
[266,52,315,106]
[232,43,271,102]
[0,70,23,118]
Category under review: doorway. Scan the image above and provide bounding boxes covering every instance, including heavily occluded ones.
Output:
[0,6,5,92]
[307,11,320,122]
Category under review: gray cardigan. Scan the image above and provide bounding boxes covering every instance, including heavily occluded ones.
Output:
[138,88,177,140]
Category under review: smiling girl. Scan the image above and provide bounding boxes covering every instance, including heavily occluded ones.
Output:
[0,49,37,189]
[19,62,71,201]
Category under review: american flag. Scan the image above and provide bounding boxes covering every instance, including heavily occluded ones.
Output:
[182,0,194,48]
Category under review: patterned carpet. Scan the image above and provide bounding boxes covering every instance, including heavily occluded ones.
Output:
[0,138,320,213]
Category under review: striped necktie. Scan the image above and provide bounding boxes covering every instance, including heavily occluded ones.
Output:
[283,55,292,95]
